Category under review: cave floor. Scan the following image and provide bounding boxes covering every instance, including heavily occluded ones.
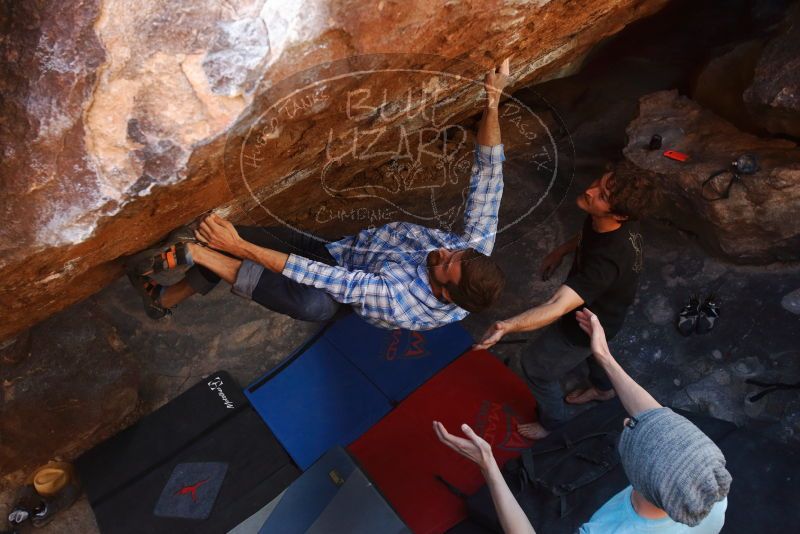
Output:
[5,153,800,533]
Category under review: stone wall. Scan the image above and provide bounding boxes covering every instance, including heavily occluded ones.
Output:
[0,0,671,342]
[624,90,800,263]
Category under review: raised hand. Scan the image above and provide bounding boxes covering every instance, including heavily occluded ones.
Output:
[484,57,511,109]
[474,320,512,350]
[575,308,611,360]
[433,421,496,473]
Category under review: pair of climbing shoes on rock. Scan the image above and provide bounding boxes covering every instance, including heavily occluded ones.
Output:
[677,294,720,336]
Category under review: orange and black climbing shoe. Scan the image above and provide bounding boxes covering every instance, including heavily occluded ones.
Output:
[125,226,198,276]
[128,241,194,277]
[127,272,171,320]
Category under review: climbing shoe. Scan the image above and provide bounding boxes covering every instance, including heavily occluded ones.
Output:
[677,295,700,337]
[696,294,720,334]
[125,226,198,276]
[128,241,195,277]
[7,484,44,528]
[127,272,170,320]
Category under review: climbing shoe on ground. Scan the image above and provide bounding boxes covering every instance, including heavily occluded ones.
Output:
[126,226,198,276]
[696,294,720,334]
[7,462,81,529]
[7,483,44,528]
[677,295,700,337]
[127,272,171,320]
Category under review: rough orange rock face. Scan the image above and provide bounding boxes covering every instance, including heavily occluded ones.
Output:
[0,0,670,342]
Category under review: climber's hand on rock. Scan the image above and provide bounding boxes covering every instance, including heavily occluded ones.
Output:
[195,214,245,257]
[484,57,511,108]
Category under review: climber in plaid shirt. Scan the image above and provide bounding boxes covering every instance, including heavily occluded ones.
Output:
[128,59,511,330]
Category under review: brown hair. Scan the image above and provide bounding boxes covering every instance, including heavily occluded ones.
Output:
[446,248,505,313]
[605,160,662,221]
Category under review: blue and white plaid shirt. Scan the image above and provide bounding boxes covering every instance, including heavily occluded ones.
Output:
[282,144,505,330]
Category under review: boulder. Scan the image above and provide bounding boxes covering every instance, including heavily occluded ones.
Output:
[782,287,800,315]
[691,39,765,134]
[0,0,672,342]
[744,3,800,138]
[623,90,800,264]
[0,305,139,480]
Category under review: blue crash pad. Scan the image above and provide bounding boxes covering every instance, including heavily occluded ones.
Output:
[245,335,392,470]
[323,313,473,402]
[245,315,472,469]
[257,447,409,534]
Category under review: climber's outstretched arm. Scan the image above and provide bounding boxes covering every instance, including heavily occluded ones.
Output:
[476,57,510,146]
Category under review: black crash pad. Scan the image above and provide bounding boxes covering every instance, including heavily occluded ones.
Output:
[75,371,299,534]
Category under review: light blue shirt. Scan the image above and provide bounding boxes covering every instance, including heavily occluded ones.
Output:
[579,486,727,534]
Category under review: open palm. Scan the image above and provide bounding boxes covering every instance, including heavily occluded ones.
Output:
[575,308,611,358]
[474,320,511,350]
[433,421,495,472]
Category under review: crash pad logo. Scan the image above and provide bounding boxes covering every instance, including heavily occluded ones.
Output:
[207,376,236,409]
[224,53,574,254]
[153,462,228,520]
[382,329,429,361]
[474,401,532,452]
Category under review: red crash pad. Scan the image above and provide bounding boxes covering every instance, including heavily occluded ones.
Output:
[348,350,537,534]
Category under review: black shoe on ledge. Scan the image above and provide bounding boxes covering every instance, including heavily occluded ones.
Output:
[677,295,700,337]
[696,294,720,334]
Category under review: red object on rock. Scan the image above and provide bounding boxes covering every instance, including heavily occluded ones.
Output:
[663,149,689,162]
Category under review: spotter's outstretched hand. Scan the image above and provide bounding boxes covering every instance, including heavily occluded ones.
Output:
[575,308,611,360]
[474,320,512,350]
[433,421,496,472]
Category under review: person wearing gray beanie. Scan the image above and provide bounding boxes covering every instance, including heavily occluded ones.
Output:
[576,308,731,533]
[434,308,730,534]
[618,407,732,527]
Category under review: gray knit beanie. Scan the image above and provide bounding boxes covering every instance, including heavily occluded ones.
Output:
[618,407,732,526]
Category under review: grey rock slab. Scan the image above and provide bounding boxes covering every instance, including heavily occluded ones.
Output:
[781,287,800,315]
[645,294,673,325]
[730,356,765,378]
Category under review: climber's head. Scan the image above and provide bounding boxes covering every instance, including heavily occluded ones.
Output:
[426,248,505,313]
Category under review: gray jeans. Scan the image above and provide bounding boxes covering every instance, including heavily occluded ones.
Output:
[521,325,613,430]
[184,226,343,322]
